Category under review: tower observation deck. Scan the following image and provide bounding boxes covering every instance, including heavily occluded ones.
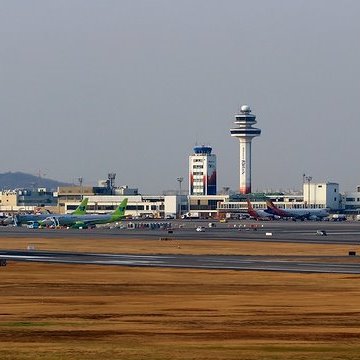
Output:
[230,105,261,194]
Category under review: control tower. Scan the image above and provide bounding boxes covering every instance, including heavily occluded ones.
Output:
[230,105,261,194]
[189,145,216,196]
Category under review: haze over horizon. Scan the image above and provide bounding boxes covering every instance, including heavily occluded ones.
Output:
[1,1,359,194]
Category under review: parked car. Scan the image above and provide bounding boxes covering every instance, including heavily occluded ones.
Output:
[331,214,346,222]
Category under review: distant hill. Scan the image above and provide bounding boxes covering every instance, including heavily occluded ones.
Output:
[0,172,71,191]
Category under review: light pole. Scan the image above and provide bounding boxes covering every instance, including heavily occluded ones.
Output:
[305,176,312,208]
[177,177,183,218]
[78,177,83,200]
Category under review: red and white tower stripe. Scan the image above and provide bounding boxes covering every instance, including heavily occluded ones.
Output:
[230,105,261,194]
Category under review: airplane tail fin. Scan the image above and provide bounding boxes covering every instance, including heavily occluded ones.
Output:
[265,199,286,217]
[112,198,128,218]
[266,199,276,210]
[246,198,258,217]
[72,198,88,215]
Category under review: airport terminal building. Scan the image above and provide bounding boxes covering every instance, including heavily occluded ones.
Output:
[60,181,342,220]
[0,178,353,219]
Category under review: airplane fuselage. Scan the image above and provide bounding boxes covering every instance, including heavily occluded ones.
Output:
[265,206,328,220]
[14,214,50,226]
[43,214,115,227]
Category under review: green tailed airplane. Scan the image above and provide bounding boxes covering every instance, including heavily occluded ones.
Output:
[41,198,128,228]
[13,198,89,226]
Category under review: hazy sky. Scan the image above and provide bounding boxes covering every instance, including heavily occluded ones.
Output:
[1,0,359,193]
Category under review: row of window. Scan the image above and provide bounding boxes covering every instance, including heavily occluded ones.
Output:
[219,203,327,210]
[346,198,360,202]
[190,205,217,210]
[190,200,218,206]
[67,204,160,211]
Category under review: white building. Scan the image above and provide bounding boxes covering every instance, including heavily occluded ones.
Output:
[219,193,305,215]
[341,186,360,213]
[64,194,188,218]
[189,145,217,196]
[188,194,229,218]
[303,182,340,209]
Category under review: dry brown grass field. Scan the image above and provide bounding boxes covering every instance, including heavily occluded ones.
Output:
[1,236,360,359]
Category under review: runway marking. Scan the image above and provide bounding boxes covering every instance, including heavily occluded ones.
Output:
[2,251,360,274]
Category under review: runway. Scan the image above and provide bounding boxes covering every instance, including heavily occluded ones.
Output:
[1,249,360,274]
